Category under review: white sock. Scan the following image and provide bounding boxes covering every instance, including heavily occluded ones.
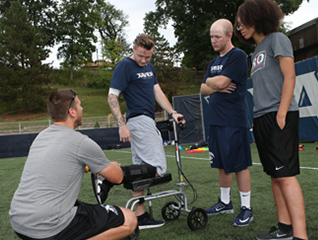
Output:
[240,191,251,209]
[220,187,231,204]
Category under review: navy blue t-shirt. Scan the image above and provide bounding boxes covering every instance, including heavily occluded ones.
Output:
[202,47,248,128]
[110,57,158,120]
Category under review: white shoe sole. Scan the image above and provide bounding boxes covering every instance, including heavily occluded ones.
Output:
[206,209,234,216]
[138,223,165,230]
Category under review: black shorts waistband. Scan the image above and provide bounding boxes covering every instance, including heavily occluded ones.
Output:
[126,114,144,122]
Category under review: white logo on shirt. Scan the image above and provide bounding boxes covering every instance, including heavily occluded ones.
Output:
[210,65,223,74]
[251,50,266,75]
[137,71,154,79]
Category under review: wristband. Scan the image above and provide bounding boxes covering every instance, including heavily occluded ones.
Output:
[170,110,177,115]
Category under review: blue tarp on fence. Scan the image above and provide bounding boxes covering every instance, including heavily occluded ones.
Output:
[0,127,130,159]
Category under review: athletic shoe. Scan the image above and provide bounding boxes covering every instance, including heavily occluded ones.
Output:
[204,198,234,215]
[256,225,293,240]
[232,206,253,227]
[138,212,165,229]
[99,179,114,203]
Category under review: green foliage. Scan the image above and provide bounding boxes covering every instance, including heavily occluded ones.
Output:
[0,0,59,47]
[277,0,306,15]
[94,121,100,128]
[146,0,305,69]
[0,65,204,117]
[155,68,182,107]
[57,0,99,81]
[50,68,112,89]
[95,0,130,66]
[51,69,70,85]
[86,68,112,89]
[0,0,52,113]
[102,38,126,67]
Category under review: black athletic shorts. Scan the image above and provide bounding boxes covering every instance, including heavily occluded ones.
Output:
[253,111,300,178]
[15,201,125,240]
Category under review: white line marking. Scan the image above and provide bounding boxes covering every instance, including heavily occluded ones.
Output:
[111,151,318,171]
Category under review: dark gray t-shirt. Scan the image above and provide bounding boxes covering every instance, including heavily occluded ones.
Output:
[251,32,298,118]
[9,125,110,238]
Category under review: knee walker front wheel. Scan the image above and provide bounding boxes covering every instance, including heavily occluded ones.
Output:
[187,207,208,231]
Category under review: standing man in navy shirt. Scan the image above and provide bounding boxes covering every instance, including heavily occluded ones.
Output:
[200,19,253,227]
[108,34,184,229]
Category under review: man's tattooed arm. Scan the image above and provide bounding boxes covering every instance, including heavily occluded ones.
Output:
[108,94,125,127]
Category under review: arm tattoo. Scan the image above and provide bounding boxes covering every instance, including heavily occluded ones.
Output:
[108,94,125,127]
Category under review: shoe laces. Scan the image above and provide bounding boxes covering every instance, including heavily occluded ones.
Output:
[217,198,229,206]
[214,201,226,209]
[239,207,252,219]
[269,225,280,235]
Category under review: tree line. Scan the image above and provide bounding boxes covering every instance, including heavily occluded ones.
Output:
[0,0,305,113]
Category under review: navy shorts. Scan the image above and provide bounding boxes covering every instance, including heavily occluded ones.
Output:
[208,125,252,173]
[15,201,125,240]
[253,111,300,178]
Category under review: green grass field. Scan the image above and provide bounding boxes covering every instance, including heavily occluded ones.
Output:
[1,143,317,239]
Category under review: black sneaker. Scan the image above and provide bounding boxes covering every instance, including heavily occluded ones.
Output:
[256,225,293,240]
[137,212,165,229]
[100,179,114,203]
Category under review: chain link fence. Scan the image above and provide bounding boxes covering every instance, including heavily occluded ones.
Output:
[0,112,168,135]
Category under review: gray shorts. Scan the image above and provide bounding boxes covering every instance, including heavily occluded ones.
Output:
[126,115,167,176]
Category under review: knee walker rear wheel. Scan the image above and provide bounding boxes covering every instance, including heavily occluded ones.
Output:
[161,201,181,221]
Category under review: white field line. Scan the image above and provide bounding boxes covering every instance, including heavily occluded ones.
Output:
[3,149,317,171]
[108,150,318,171]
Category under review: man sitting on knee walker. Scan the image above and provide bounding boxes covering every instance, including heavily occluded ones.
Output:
[107,33,185,229]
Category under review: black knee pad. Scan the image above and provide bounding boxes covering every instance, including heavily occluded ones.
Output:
[121,164,156,188]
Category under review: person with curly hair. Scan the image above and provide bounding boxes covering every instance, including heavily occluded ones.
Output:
[235,0,307,239]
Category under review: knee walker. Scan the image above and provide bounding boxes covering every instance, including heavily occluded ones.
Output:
[91,118,208,233]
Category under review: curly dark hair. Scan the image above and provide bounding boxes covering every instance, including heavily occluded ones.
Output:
[234,0,284,45]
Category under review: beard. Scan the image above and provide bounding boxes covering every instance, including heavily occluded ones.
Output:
[74,117,82,129]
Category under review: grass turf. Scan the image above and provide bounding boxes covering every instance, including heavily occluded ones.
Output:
[1,143,317,239]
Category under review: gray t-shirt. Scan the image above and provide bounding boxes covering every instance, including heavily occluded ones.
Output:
[9,125,110,238]
[251,32,298,118]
